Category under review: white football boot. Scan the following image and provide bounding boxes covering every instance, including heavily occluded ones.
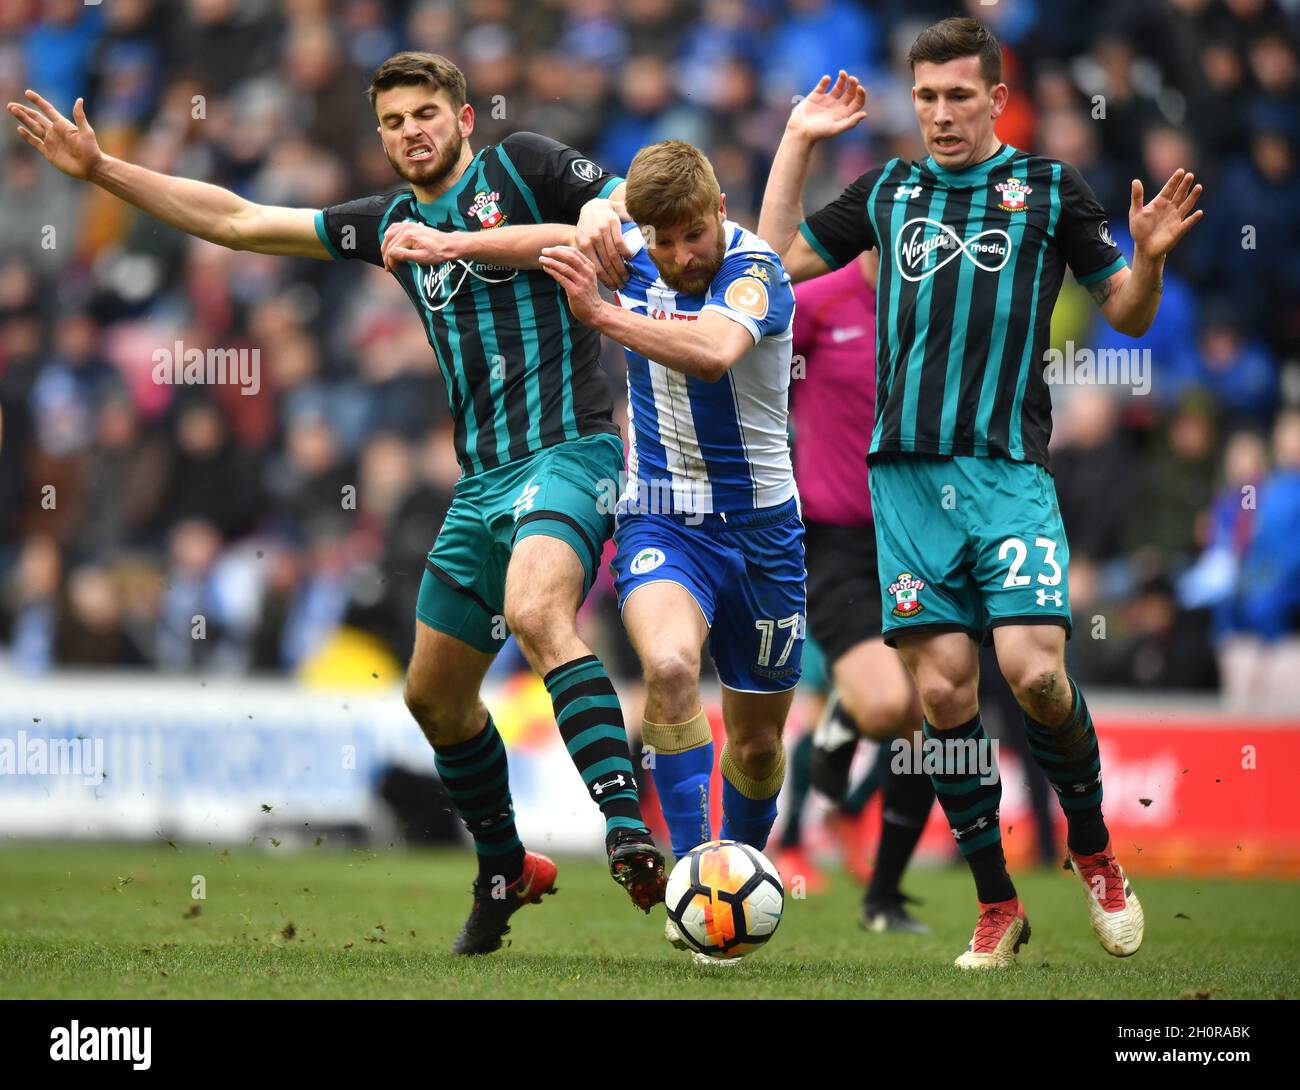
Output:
[1066,840,1145,956]
[691,951,745,967]
[954,897,1030,969]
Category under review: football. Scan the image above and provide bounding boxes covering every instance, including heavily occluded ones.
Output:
[665,840,785,959]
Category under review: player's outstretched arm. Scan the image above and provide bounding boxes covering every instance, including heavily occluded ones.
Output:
[1094,168,1204,337]
[379,221,576,273]
[758,71,866,284]
[539,246,751,382]
[8,90,328,258]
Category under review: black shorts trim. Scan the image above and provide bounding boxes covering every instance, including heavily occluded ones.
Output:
[511,509,601,575]
[984,614,1072,644]
[883,622,981,649]
[425,559,498,619]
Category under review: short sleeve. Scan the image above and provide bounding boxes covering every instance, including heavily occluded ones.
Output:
[1056,163,1128,286]
[314,190,407,267]
[799,169,881,271]
[702,249,795,344]
[498,132,622,223]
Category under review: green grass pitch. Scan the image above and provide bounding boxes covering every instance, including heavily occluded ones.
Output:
[1,843,1297,999]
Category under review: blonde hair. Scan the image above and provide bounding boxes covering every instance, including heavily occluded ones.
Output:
[625,140,721,231]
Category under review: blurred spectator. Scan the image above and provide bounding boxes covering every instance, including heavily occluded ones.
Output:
[1197,100,1300,354]
[56,562,152,668]
[22,0,102,113]
[765,0,878,101]
[1223,411,1300,639]
[1180,428,1269,615]
[161,399,261,539]
[1187,304,1280,423]
[1125,396,1220,572]
[1051,388,1133,563]
[155,518,259,672]
[2,534,62,673]
[76,392,170,555]
[1216,411,1300,706]
[1108,573,1220,690]
[599,54,709,174]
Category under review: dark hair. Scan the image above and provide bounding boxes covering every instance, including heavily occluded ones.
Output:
[367,51,467,112]
[907,17,1002,86]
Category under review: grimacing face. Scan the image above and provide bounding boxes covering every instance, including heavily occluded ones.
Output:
[374,83,472,190]
[644,198,727,295]
[911,56,1008,170]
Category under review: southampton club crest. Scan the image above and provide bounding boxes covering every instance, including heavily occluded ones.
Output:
[889,572,927,618]
[995,177,1032,212]
[468,189,506,228]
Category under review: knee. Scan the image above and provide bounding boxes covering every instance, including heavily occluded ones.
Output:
[404,675,479,746]
[1004,661,1069,722]
[840,685,914,741]
[915,671,978,727]
[643,648,700,714]
[728,731,783,779]
[503,594,563,655]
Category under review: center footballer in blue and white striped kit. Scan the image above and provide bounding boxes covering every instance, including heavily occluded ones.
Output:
[614,219,804,694]
[539,143,806,957]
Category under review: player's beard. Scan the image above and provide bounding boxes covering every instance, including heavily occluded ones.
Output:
[654,229,726,295]
[387,130,464,189]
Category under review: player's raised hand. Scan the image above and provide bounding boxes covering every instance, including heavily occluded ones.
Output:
[381,220,463,272]
[787,71,868,142]
[539,245,603,325]
[7,91,104,180]
[576,197,631,290]
[1129,169,1203,260]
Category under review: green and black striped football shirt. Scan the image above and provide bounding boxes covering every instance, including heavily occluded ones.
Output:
[315,132,623,476]
[800,144,1126,467]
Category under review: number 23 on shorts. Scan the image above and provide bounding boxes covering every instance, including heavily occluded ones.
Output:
[987,533,1071,618]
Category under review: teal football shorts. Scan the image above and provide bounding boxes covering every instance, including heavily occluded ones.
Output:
[869,454,1071,646]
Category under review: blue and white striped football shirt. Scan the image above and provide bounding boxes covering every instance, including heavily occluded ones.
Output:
[613,220,797,516]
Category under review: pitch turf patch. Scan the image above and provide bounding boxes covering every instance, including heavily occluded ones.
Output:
[0,844,1296,999]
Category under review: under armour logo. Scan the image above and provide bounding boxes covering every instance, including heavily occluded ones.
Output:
[512,478,540,521]
[895,184,922,201]
[953,815,990,840]
[592,774,629,796]
[469,806,513,832]
[1036,589,1063,607]
[1070,773,1102,794]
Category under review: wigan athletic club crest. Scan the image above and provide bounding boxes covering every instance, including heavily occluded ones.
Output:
[469,190,505,228]
[995,177,1032,212]
[889,572,926,618]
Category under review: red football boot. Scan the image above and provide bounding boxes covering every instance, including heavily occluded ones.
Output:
[451,851,558,956]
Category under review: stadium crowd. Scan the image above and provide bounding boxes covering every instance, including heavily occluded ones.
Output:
[0,0,1297,703]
